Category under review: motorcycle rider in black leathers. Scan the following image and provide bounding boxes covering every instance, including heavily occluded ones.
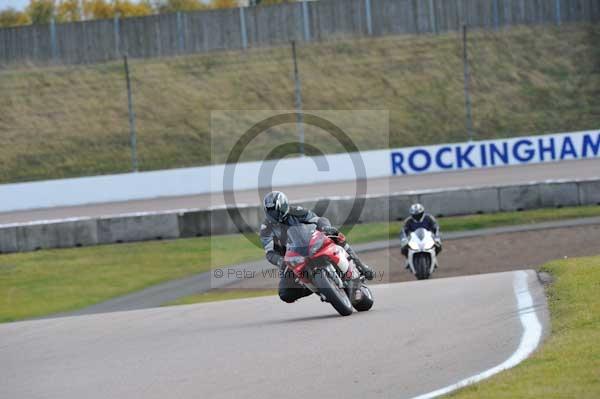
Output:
[260,191,375,303]
[400,203,442,260]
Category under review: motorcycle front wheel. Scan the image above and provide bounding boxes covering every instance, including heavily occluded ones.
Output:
[313,269,353,316]
[413,253,432,280]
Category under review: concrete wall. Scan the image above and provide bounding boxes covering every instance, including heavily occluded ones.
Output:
[1,178,598,254]
[1,0,599,66]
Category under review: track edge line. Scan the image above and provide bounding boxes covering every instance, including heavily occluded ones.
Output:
[409,270,543,399]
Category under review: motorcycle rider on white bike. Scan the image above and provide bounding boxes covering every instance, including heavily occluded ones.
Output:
[400,203,442,267]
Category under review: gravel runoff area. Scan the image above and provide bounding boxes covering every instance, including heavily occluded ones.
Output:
[224,222,600,290]
[364,223,600,284]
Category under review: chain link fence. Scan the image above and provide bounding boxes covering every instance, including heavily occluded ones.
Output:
[0,22,598,183]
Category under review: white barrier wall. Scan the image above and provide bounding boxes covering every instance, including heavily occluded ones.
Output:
[0,129,598,213]
[2,179,600,253]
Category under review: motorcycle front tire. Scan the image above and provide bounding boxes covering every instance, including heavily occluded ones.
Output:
[413,253,431,280]
[313,269,354,316]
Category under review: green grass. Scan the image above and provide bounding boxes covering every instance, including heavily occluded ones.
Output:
[1,205,599,322]
[0,234,262,322]
[0,23,598,183]
[445,255,600,398]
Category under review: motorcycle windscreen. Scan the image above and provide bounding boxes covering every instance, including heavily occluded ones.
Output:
[411,228,435,250]
[414,228,427,240]
[285,224,317,257]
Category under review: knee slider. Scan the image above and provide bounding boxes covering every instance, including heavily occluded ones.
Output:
[279,292,296,303]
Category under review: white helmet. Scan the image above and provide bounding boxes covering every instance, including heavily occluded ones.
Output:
[409,203,425,221]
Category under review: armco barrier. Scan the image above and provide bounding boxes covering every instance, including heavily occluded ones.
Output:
[17,219,99,251]
[0,226,18,253]
[388,193,419,221]
[540,182,580,208]
[97,213,180,243]
[579,180,600,205]
[209,206,262,235]
[0,219,99,252]
[499,184,542,211]
[420,187,500,216]
[0,179,599,254]
[177,209,211,238]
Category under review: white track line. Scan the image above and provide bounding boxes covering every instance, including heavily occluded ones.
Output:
[410,270,543,399]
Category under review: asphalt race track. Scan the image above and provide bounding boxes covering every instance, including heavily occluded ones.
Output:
[0,270,548,399]
[1,158,599,224]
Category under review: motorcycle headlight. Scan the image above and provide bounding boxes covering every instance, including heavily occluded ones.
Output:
[408,241,420,250]
[422,237,435,251]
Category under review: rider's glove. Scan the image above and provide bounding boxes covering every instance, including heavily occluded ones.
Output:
[321,226,339,236]
[400,235,409,247]
[276,257,285,270]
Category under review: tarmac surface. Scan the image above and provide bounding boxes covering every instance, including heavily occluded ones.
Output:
[1,158,598,224]
[3,160,594,397]
[0,270,548,399]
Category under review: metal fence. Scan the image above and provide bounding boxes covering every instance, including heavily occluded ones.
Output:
[1,0,599,66]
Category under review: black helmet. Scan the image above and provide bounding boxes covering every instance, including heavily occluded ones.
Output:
[263,191,290,223]
[409,203,425,222]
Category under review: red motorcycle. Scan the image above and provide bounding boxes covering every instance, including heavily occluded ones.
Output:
[284,224,374,316]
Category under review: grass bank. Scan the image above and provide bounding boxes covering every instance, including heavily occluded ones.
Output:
[0,234,262,322]
[1,24,598,183]
[1,205,597,322]
[446,255,600,398]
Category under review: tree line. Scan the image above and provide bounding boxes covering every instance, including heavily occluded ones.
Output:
[0,0,291,27]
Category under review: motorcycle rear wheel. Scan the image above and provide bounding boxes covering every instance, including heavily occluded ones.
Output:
[313,269,353,316]
[352,284,374,312]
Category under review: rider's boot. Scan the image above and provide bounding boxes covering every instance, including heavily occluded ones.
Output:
[344,244,375,281]
[402,246,410,269]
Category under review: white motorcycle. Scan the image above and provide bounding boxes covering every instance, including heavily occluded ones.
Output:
[404,228,439,280]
